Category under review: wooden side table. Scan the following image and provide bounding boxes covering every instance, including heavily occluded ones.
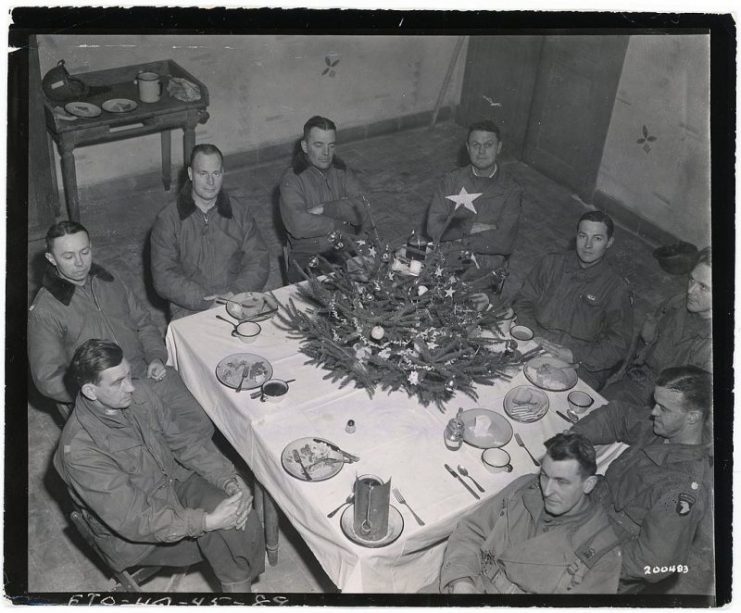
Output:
[43,59,210,221]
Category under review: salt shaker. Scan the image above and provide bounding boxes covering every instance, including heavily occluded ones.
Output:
[444,408,464,451]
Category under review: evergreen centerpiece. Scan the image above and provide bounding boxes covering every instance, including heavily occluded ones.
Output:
[276,233,522,411]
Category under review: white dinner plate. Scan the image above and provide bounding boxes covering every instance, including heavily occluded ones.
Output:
[340,504,404,548]
[460,408,514,448]
[504,385,550,423]
[524,355,578,391]
[215,353,272,390]
[102,98,138,113]
[281,437,345,481]
[226,292,279,322]
[64,101,102,118]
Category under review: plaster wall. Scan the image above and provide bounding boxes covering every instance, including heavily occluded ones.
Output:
[37,34,466,188]
[596,35,710,247]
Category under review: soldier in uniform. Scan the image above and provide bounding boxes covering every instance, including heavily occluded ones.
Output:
[572,365,713,593]
[279,116,370,282]
[512,210,633,390]
[435,432,622,594]
[603,247,712,405]
[426,120,523,309]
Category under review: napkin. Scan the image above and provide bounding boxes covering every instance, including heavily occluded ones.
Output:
[473,414,492,436]
[167,77,201,102]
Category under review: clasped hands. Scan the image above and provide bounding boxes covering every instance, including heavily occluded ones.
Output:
[205,475,253,532]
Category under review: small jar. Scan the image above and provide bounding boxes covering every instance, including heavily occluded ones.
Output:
[444,417,464,451]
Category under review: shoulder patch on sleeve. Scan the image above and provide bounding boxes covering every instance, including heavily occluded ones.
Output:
[64,444,71,453]
[676,493,697,516]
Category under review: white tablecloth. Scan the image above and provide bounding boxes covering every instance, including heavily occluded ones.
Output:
[165,283,625,593]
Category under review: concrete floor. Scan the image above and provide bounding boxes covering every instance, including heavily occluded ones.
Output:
[27,119,687,594]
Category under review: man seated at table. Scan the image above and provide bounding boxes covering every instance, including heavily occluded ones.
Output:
[55,339,265,592]
[572,365,713,594]
[151,143,270,320]
[512,210,633,390]
[426,120,522,308]
[28,220,208,427]
[603,247,712,405]
[279,115,369,282]
[437,432,621,594]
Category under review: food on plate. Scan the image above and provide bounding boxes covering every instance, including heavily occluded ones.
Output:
[534,363,573,388]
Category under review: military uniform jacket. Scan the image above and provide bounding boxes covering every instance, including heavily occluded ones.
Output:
[279,164,365,256]
[572,401,711,588]
[645,293,712,375]
[151,183,270,319]
[426,165,522,268]
[28,264,167,403]
[513,251,633,376]
[53,382,238,572]
[440,474,621,594]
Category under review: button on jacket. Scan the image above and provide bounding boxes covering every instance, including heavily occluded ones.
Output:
[279,164,365,257]
[53,381,239,573]
[513,251,633,381]
[572,401,711,590]
[28,264,167,403]
[151,183,270,319]
[440,474,621,594]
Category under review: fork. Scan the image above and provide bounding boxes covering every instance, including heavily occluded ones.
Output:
[514,433,540,466]
[392,488,425,526]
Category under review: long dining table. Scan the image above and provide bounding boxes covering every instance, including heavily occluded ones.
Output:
[165,282,626,593]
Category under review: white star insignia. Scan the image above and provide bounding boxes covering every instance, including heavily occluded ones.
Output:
[444,287,456,298]
[445,187,482,214]
[434,266,444,277]
[368,246,377,257]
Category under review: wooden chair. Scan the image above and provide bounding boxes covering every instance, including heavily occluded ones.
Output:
[70,509,190,592]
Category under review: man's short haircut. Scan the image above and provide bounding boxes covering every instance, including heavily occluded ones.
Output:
[189,143,224,167]
[467,120,501,142]
[696,246,712,267]
[45,220,89,253]
[543,431,597,478]
[577,210,615,239]
[69,339,124,388]
[302,115,337,141]
[655,365,712,420]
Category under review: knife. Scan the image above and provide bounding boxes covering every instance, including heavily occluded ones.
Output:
[444,464,480,500]
[556,410,577,425]
[235,365,249,393]
[293,449,312,481]
[312,438,360,463]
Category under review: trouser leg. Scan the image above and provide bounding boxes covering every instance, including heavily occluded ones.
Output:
[151,367,213,432]
[175,474,265,588]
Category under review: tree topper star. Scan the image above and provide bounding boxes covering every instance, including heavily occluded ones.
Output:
[445,187,482,214]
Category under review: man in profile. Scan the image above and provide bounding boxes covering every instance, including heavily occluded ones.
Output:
[437,432,621,594]
[603,247,712,405]
[151,144,270,319]
[427,120,522,308]
[572,366,713,594]
[279,115,369,282]
[55,339,265,593]
[512,210,633,389]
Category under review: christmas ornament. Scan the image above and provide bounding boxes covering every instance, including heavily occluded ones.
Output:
[445,187,482,214]
[371,325,385,340]
[417,285,429,296]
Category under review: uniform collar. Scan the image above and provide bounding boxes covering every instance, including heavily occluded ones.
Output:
[177,181,233,221]
[74,388,149,451]
[642,439,709,465]
[41,263,114,306]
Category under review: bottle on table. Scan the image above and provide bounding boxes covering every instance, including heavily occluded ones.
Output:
[444,408,465,451]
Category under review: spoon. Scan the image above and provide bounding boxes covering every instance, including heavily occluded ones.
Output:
[457,465,485,493]
[327,495,354,518]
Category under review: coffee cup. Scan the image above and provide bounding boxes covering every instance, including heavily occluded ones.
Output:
[135,71,162,103]
[482,448,513,473]
[233,321,261,344]
[261,378,289,403]
[567,390,594,414]
[510,325,534,341]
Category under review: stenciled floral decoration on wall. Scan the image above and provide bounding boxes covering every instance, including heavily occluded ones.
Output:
[322,53,340,77]
[636,124,658,153]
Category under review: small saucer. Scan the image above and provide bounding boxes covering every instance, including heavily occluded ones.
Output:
[340,505,404,548]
